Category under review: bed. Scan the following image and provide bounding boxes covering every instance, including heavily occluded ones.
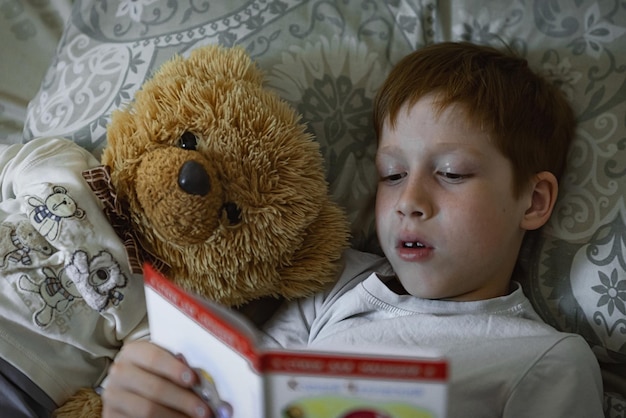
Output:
[1,0,625,415]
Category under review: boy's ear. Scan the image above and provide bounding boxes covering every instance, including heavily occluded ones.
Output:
[520,171,559,231]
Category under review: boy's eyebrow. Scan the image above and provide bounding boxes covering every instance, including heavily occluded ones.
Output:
[375,145,408,164]
[433,142,489,158]
[376,142,489,159]
[376,145,402,158]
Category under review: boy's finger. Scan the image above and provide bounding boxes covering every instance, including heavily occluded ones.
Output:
[116,341,198,387]
[103,363,211,418]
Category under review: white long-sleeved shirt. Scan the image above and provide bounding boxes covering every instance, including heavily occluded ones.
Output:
[261,249,604,418]
[0,137,148,406]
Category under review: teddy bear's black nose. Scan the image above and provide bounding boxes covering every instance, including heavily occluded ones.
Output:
[178,160,211,196]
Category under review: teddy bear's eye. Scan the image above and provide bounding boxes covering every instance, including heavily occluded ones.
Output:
[179,131,198,150]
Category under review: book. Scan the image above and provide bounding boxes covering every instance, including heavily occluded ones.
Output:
[143,263,449,418]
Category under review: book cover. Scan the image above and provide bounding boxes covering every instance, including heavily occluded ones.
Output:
[144,263,449,418]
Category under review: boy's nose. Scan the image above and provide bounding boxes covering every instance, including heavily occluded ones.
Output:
[396,178,432,218]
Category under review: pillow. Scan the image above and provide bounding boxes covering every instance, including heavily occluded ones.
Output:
[24,0,626,415]
[0,0,71,144]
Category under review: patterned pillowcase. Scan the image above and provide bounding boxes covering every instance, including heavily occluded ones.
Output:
[0,0,71,144]
[23,0,626,413]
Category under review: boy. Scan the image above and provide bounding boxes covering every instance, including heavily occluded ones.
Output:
[102,42,604,418]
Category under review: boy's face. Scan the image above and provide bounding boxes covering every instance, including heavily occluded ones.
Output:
[375,95,531,301]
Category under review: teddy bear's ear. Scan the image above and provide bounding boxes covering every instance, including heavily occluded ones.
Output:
[101,107,139,173]
[153,45,264,86]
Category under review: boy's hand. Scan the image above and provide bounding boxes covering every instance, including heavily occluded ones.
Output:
[102,340,212,418]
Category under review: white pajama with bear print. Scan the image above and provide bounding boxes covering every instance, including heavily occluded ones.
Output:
[0,137,149,409]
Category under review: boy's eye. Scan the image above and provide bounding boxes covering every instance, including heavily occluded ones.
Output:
[381,173,406,183]
[438,171,469,182]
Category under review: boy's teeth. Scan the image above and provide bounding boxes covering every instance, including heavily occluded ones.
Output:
[404,242,424,248]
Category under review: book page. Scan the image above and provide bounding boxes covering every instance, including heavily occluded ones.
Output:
[144,264,264,418]
[261,350,448,418]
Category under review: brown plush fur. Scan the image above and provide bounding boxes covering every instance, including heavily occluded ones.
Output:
[54,45,350,417]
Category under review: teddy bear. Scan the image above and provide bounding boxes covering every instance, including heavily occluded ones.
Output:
[0,44,350,417]
[0,220,54,267]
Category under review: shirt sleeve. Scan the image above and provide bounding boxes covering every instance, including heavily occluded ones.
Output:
[503,334,604,418]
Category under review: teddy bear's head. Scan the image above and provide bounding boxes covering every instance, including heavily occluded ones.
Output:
[101,45,350,306]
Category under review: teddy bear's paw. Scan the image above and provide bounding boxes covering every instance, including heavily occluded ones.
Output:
[53,387,102,418]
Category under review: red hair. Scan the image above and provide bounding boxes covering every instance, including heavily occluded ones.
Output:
[373,42,576,197]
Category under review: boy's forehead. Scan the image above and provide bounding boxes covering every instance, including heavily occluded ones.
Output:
[384,97,488,138]
[388,95,479,129]
[377,96,499,159]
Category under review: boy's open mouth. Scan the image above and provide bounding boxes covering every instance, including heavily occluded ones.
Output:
[402,242,426,248]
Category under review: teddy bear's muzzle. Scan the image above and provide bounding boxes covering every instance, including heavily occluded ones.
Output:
[135,148,225,245]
